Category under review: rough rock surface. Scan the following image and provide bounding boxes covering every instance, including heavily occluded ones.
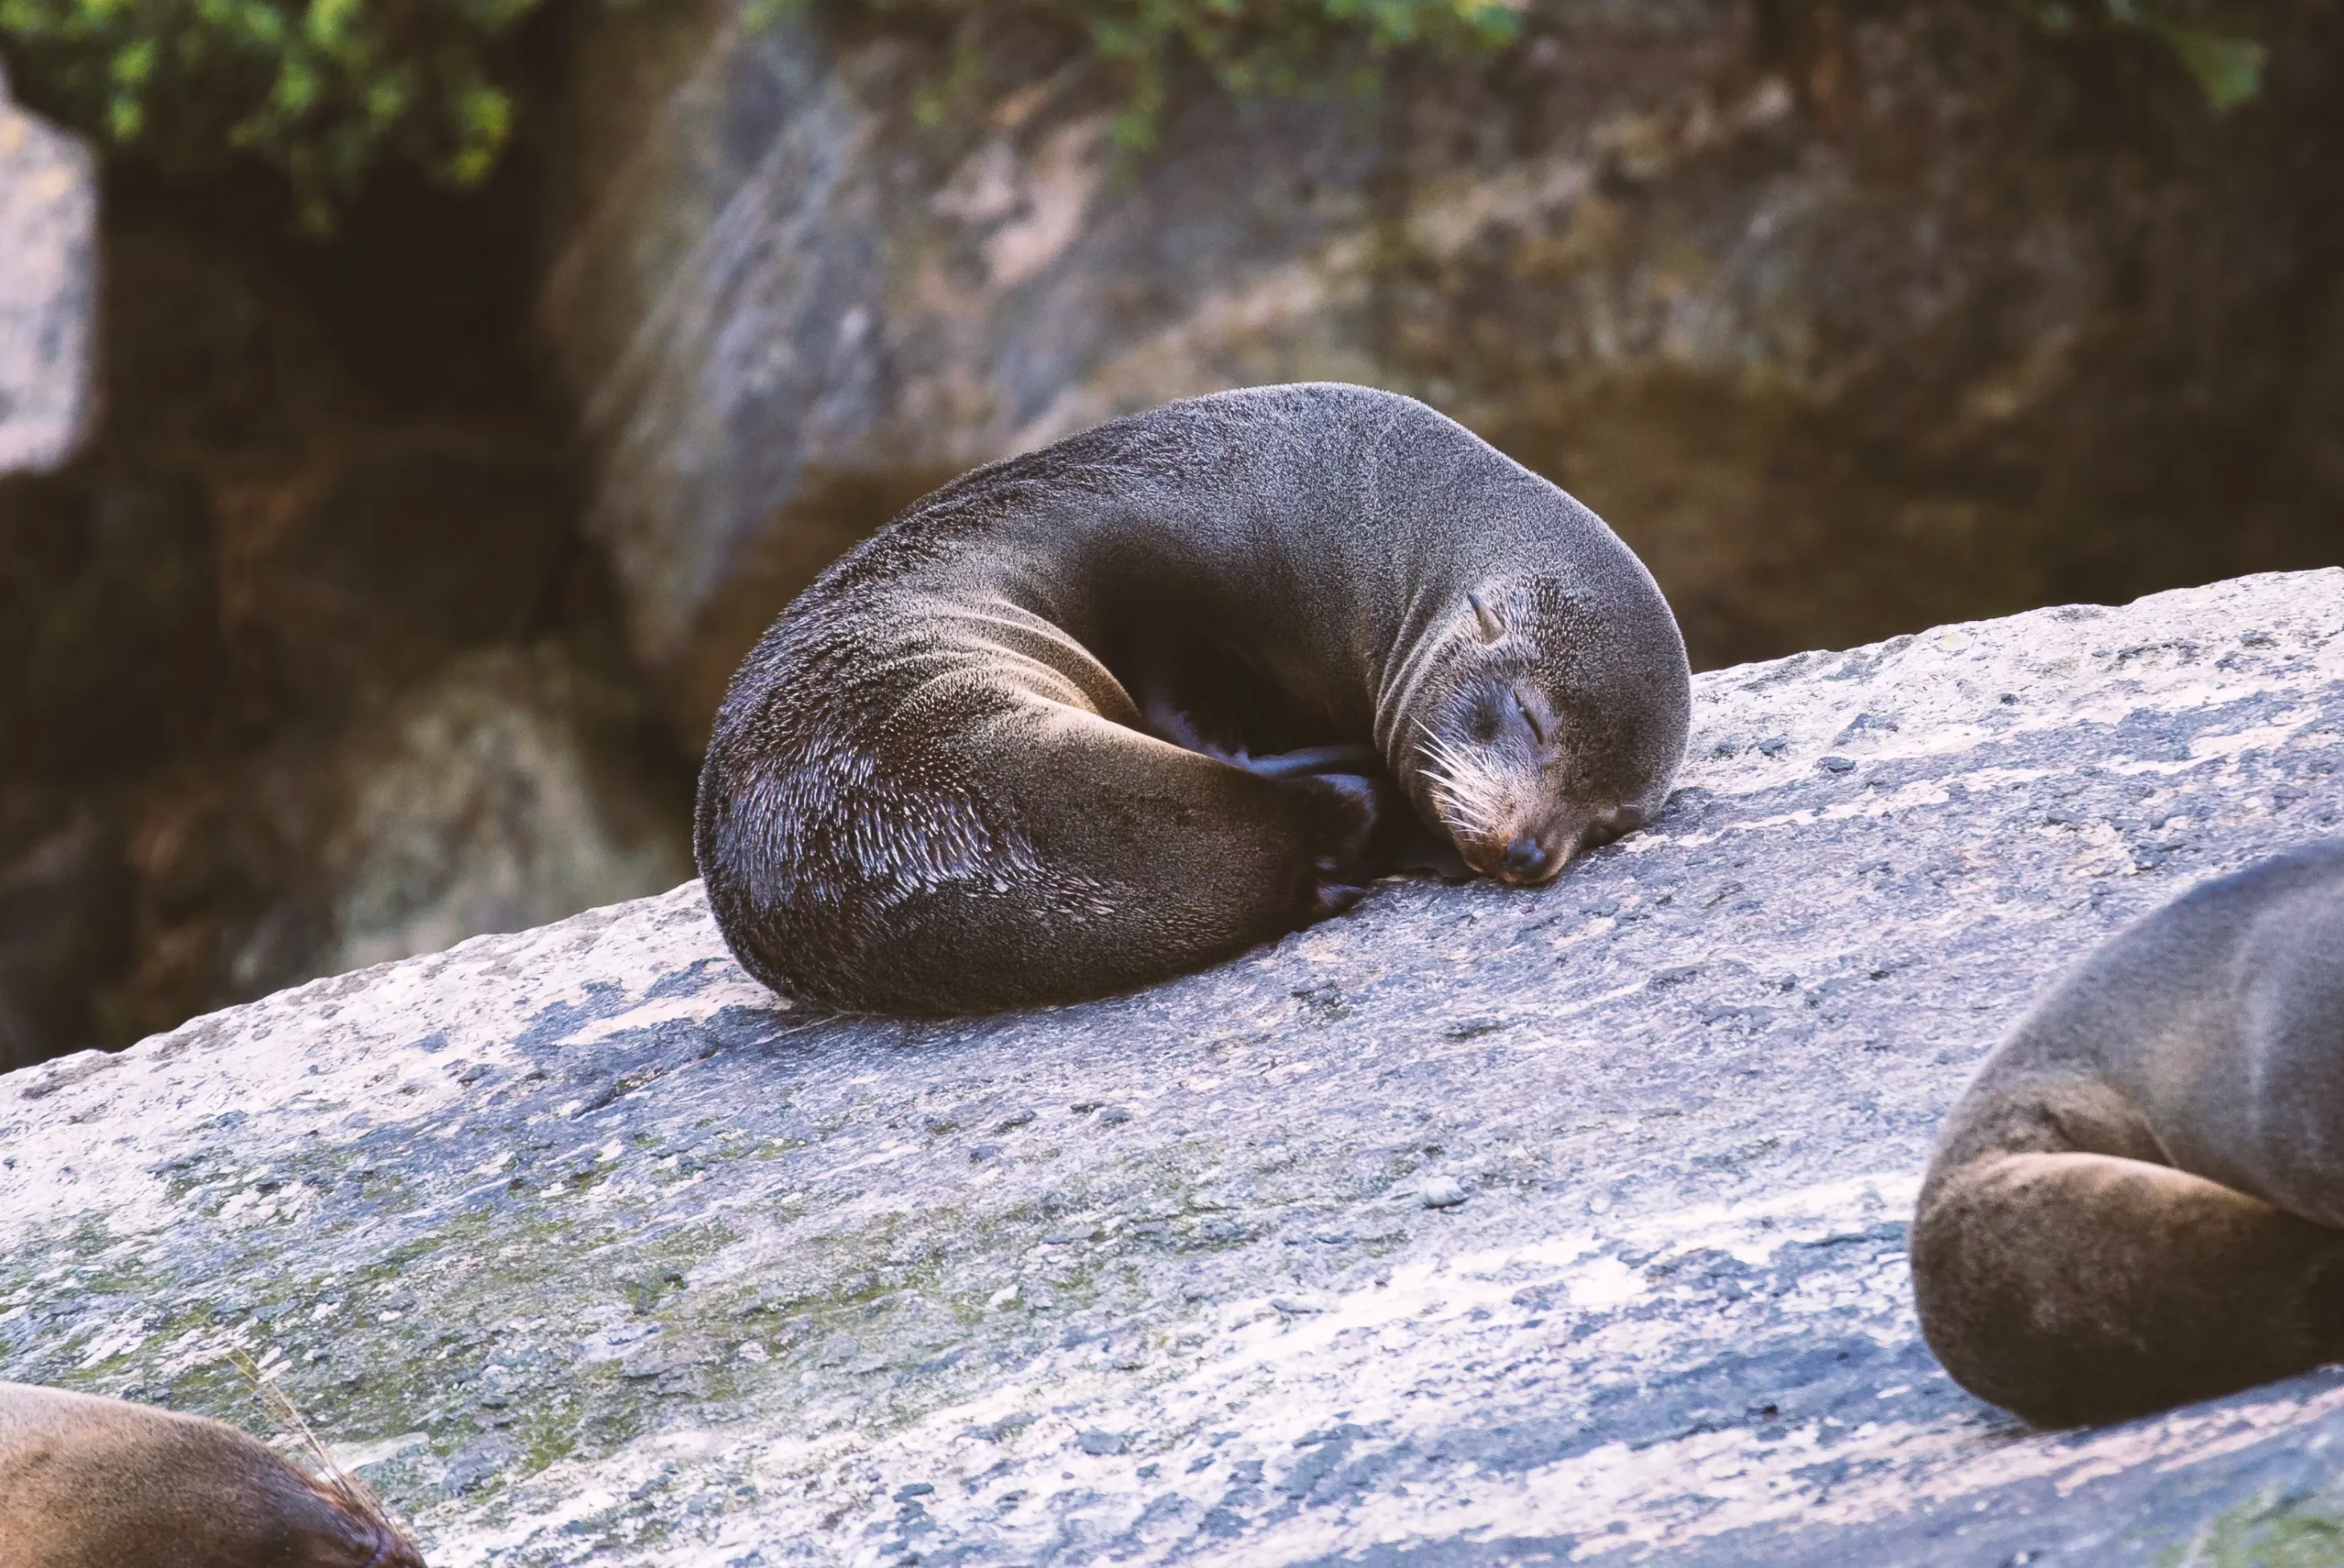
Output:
[0,67,93,474]
[540,0,2344,745]
[5,567,2342,1566]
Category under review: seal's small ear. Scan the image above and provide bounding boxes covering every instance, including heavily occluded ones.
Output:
[1467,590,1508,646]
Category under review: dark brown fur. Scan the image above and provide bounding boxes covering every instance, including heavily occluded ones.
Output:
[0,1381,425,1567]
[1913,840,2344,1425]
[696,383,1690,1015]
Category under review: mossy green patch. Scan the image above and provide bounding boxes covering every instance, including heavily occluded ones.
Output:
[2159,1491,2344,1568]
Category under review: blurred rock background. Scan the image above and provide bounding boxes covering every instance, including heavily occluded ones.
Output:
[2,0,2341,1069]
[0,116,696,1067]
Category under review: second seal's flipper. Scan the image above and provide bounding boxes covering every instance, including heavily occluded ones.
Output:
[1913,1149,2344,1426]
[1231,744,1386,780]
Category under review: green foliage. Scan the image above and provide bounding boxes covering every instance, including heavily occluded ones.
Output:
[0,0,547,231]
[0,0,2273,232]
[847,0,1525,149]
[0,0,1519,225]
[2033,0,2267,111]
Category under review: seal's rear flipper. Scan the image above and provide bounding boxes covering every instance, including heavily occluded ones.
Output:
[1912,1149,2344,1426]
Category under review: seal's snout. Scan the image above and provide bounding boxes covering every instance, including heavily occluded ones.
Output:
[1496,836,1554,884]
[1476,804,1650,885]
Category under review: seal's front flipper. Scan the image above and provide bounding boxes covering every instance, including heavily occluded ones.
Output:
[1286,767,1408,917]
[1244,745,1472,880]
[1913,1149,2344,1426]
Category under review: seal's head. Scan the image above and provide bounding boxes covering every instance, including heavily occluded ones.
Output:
[1397,576,1689,884]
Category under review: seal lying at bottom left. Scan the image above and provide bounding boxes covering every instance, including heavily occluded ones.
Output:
[0,1381,425,1568]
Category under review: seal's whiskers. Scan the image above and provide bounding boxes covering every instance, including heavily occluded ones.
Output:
[1415,722,1505,842]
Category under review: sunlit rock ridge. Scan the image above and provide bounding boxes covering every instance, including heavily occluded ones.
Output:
[4,568,2341,1566]
[0,69,93,477]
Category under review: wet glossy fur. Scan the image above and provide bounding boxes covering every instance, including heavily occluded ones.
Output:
[696,383,1689,1014]
[0,1382,425,1568]
[1913,840,2344,1424]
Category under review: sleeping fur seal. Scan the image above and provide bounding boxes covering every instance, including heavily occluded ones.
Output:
[1913,839,2344,1425]
[696,382,1690,1015]
[0,1381,425,1566]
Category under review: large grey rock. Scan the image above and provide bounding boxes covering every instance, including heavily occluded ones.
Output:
[0,66,94,474]
[538,2,2344,745]
[3,567,2342,1565]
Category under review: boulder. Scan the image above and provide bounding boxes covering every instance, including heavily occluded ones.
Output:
[0,66,93,475]
[0,186,695,1069]
[2,567,2340,1563]
[539,2,2344,747]
[320,643,695,976]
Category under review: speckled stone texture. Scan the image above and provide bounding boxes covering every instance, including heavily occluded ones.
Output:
[4,568,2342,1566]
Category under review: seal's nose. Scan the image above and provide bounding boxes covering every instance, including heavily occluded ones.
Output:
[1498,837,1552,883]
